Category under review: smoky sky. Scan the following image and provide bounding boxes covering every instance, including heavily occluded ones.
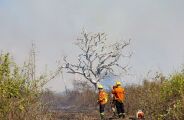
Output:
[0,0,184,92]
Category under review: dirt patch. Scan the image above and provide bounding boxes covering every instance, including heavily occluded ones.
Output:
[53,111,99,120]
[52,110,131,120]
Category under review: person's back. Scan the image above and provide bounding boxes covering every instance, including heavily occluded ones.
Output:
[113,86,125,102]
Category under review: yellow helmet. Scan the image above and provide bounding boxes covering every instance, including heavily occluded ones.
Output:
[98,84,103,89]
[116,81,121,86]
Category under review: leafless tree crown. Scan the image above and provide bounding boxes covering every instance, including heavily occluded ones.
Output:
[61,31,131,87]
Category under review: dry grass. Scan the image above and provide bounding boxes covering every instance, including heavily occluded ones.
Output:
[125,80,163,119]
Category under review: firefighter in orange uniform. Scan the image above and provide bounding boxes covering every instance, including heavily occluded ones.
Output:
[97,84,108,120]
[112,81,125,118]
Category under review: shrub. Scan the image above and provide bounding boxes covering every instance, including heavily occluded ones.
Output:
[0,53,52,120]
[125,71,184,120]
[159,73,184,120]
[125,80,163,119]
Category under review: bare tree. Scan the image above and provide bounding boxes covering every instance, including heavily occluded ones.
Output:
[60,31,131,88]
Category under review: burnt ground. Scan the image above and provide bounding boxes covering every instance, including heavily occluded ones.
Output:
[52,109,132,120]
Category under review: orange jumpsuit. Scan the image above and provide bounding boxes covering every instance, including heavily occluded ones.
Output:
[98,90,108,105]
[112,86,125,102]
[98,90,108,119]
[112,86,125,118]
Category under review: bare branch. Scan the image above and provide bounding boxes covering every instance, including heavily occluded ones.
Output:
[59,31,131,88]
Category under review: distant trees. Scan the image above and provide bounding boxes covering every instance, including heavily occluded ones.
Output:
[59,31,131,88]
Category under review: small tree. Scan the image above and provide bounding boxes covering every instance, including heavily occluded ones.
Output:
[60,31,131,88]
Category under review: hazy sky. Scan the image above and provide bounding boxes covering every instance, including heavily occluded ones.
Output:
[0,0,184,92]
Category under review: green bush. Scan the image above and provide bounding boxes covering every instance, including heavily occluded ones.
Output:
[0,53,52,120]
[159,72,184,120]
